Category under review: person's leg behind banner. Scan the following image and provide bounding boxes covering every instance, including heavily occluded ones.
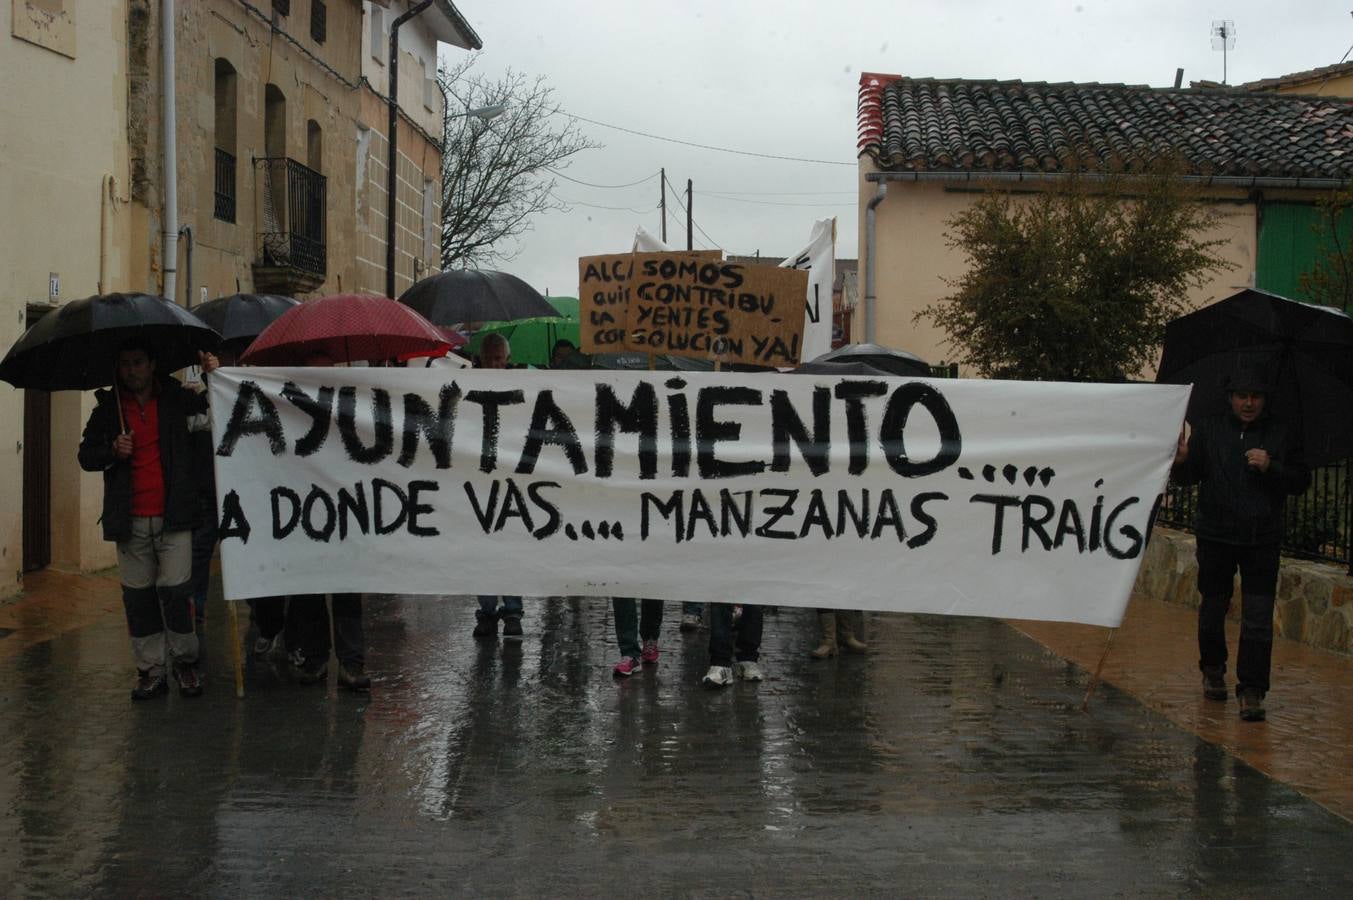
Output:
[332,593,370,693]
[703,602,737,688]
[680,601,703,633]
[288,593,331,685]
[474,595,500,639]
[733,603,764,682]
[639,598,663,665]
[612,597,641,676]
[500,595,524,641]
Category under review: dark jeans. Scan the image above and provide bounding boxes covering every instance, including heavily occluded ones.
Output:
[682,601,703,618]
[249,596,287,640]
[288,593,364,666]
[477,595,523,621]
[709,602,762,666]
[612,597,663,658]
[1196,539,1280,694]
[189,519,218,624]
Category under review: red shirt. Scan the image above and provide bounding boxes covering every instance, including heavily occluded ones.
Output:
[121,392,166,517]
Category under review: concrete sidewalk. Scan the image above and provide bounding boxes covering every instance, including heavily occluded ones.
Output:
[1013,592,1353,823]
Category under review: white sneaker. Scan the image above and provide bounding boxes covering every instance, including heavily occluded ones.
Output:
[735,661,765,682]
[701,665,734,688]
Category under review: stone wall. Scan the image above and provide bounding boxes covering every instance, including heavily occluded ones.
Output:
[1134,526,1353,656]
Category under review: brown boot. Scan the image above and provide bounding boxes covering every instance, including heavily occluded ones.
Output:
[837,611,868,654]
[810,612,837,659]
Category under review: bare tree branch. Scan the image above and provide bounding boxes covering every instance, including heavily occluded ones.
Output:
[438,55,600,270]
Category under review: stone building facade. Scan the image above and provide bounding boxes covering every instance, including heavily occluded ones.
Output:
[1,0,479,597]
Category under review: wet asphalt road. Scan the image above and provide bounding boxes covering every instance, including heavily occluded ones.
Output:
[1,593,1350,897]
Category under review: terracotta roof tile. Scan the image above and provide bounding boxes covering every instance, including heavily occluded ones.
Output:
[857,74,1353,179]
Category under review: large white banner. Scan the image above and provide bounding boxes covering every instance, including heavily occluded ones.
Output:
[780,218,835,363]
[209,368,1189,626]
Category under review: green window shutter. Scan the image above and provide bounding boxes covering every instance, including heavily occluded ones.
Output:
[1256,203,1321,300]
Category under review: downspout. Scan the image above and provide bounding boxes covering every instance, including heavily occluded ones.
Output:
[864,181,888,343]
[161,0,179,303]
[98,175,113,294]
[180,225,194,308]
[385,0,434,299]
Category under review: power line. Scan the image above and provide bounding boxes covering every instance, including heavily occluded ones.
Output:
[558,110,856,168]
[545,168,660,190]
[552,192,659,215]
[698,188,856,197]
[697,193,851,208]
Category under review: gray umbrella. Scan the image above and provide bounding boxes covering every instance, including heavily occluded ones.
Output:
[399,270,557,325]
[806,343,932,377]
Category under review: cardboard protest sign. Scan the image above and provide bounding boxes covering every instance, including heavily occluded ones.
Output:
[578,250,724,355]
[210,367,1189,627]
[626,255,808,367]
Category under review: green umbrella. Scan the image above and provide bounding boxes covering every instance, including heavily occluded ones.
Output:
[466,316,581,368]
[545,296,579,321]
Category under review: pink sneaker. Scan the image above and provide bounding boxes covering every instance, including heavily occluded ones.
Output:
[641,639,660,664]
[613,656,641,677]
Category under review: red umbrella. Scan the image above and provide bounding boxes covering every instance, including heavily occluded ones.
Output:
[239,293,452,365]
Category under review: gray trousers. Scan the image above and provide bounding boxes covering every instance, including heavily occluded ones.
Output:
[116,517,199,674]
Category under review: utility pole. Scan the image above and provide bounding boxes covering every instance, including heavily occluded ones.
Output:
[686,178,693,251]
[660,167,667,244]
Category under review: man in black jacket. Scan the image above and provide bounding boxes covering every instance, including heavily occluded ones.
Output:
[1171,363,1310,722]
[78,340,218,701]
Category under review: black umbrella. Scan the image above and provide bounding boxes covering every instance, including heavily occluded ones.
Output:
[589,352,715,372]
[189,293,298,353]
[399,270,557,325]
[806,343,932,377]
[0,292,220,391]
[1157,288,1353,468]
[793,359,898,377]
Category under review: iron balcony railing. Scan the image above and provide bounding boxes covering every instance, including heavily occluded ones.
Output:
[254,156,326,277]
[1157,456,1352,571]
[214,148,236,223]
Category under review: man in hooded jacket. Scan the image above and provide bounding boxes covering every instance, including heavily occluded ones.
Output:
[1171,362,1309,722]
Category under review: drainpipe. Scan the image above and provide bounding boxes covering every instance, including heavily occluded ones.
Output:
[180,225,194,308]
[863,181,888,343]
[98,175,114,294]
[385,1,434,299]
[161,0,179,303]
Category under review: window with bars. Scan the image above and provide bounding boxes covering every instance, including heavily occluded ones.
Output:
[311,1,326,44]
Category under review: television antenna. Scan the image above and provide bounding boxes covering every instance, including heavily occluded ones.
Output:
[1211,20,1236,84]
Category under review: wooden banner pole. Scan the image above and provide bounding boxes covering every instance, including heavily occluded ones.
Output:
[226,600,245,699]
[1079,627,1116,712]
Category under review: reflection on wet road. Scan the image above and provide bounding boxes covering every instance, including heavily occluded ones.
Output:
[0,592,1349,895]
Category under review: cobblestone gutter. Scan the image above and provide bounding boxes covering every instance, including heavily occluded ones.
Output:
[1136,527,1353,656]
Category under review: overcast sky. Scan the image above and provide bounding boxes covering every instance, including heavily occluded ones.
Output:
[446,0,1352,297]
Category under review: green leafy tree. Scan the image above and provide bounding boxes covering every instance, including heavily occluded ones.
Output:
[1298,185,1353,312]
[918,166,1234,381]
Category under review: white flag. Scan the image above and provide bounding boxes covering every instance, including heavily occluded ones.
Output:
[780,218,835,363]
[632,225,671,252]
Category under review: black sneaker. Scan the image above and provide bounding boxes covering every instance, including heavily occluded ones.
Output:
[131,669,169,701]
[173,662,204,698]
[1238,688,1266,722]
[473,617,498,639]
[502,617,523,641]
[1201,666,1228,701]
[296,656,329,685]
[337,662,371,693]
